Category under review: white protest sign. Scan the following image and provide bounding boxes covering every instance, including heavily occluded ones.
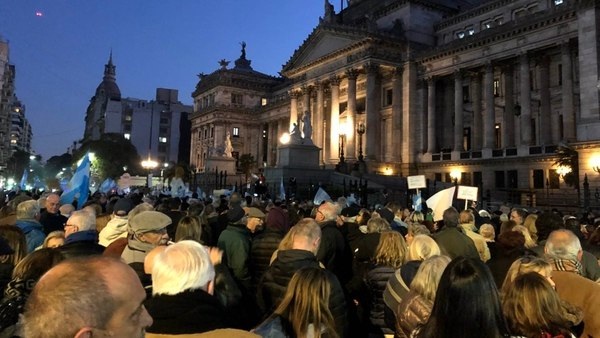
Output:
[457,185,478,201]
[407,175,427,190]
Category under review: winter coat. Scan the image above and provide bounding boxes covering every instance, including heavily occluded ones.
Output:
[257,249,347,336]
[217,225,252,291]
[250,228,284,290]
[39,211,67,235]
[432,226,479,260]
[59,230,105,259]
[382,261,422,331]
[98,216,128,247]
[459,223,491,262]
[365,264,396,334]
[145,289,230,335]
[395,291,432,338]
[15,219,45,253]
[552,270,600,338]
[317,221,351,285]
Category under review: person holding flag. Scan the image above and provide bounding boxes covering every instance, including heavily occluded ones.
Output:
[60,153,91,209]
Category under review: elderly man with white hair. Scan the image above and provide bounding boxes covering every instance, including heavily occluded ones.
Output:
[58,209,105,259]
[144,240,231,335]
[544,229,600,337]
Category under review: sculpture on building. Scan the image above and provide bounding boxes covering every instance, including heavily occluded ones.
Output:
[240,41,246,59]
[224,132,233,157]
[302,111,313,144]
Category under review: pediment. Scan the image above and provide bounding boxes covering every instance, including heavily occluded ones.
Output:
[282,26,369,75]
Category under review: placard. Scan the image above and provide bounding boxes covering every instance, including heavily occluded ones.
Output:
[457,185,478,201]
[407,175,427,190]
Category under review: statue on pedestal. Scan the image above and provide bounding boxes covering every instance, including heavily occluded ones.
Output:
[302,112,313,144]
[224,132,233,157]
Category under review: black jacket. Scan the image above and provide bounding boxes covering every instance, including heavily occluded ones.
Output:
[365,264,396,335]
[257,249,348,336]
[317,221,351,285]
[145,288,230,334]
[250,228,284,290]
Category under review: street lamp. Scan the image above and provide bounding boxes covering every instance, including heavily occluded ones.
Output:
[449,169,461,184]
[591,155,600,174]
[141,156,158,188]
[357,122,366,162]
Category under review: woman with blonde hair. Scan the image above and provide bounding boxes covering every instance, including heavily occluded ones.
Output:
[365,230,408,336]
[41,230,65,249]
[502,272,576,338]
[500,256,554,295]
[523,214,539,242]
[512,225,536,249]
[396,255,451,338]
[253,266,339,338]
[174,216,203,243]
[383,235,439,332]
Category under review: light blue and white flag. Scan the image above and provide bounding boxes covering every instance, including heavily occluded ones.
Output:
[18,169,28,190]
[412,191,422,212]
[99,178,117,194]
[313,187,331,205]
[33,176,45,190]
[60,153,91,209]
[279,176,286,200]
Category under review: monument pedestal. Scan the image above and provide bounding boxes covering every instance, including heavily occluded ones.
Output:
[205,156,236,174]
[277,144,321,169]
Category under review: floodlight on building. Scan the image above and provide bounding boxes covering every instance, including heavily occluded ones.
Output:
[449,169,461,184]
[280,132,290,145]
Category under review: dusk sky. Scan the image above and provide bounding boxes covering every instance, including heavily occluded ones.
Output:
[0,1,337,160]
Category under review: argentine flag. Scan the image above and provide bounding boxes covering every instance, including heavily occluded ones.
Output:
[18,169,28,190]
[99,178,117,194]
[412,191,422,212]
[313,187,331,205]
[279,176,286,200]
[60,153,91,209]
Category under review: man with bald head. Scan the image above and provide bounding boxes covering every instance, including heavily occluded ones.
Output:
[39,193,68,235]
[22,256,153,338]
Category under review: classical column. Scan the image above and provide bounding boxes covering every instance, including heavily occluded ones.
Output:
[503,64,516,148]
[519,53,532,145]
[329,76,340,163]
[427,76,437,153]
[301,85,311,120]
[483,62,495,149]
[392,66,403,162]
[315,81,325,163]
[537,57,552,145]
[454,70,464,152]
[289,90,300,132]
[472,72,482,151]
[346,69,359,160]
[365,63,381,160]
[561,42,575,141]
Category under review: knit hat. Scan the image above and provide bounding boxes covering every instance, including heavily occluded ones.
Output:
[129,211,171,234]
[227,206,246,223]
[114,198,134,216]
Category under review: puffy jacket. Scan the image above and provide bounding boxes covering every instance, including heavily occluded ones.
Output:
[365,264,396,334]
[250,229,284,290]
[395,291,432,338]
[257,249,347,337]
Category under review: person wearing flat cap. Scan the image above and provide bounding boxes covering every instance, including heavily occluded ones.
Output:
[121,210,171,268]
[217,205,265,294]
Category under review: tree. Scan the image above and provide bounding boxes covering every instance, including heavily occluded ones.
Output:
[73,133,142,180]
[45,153,73,178]
[554,144,579,188]
[6,150,32,181]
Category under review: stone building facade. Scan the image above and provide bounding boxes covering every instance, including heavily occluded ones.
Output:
[190,0,600,207]
[83,54,192,164]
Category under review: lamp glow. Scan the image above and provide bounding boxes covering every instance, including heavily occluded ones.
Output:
[280,132,290,145]
[449,169,461,182]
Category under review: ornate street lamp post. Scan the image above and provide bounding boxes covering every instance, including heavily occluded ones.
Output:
[357,123,366,162]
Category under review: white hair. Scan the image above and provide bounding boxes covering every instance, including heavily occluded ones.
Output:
[16,200,40,220]
[67,210,96,232]
[545,229,581,261]
[152,240,215,296]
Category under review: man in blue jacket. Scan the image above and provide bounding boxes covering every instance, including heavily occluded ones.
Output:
[15,200,45,252]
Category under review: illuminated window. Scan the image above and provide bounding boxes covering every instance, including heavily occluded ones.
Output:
[261,98,268,106]
[159,137,167,143]
[124,133,130,140]
[124,114,132,121]
[554,0,563,5]
[232,127,240,137]
[466,26,475,36]
[493,79,501,97]
[456,31,465,39]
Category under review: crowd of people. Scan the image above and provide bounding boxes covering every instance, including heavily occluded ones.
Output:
[0,188,598,338]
